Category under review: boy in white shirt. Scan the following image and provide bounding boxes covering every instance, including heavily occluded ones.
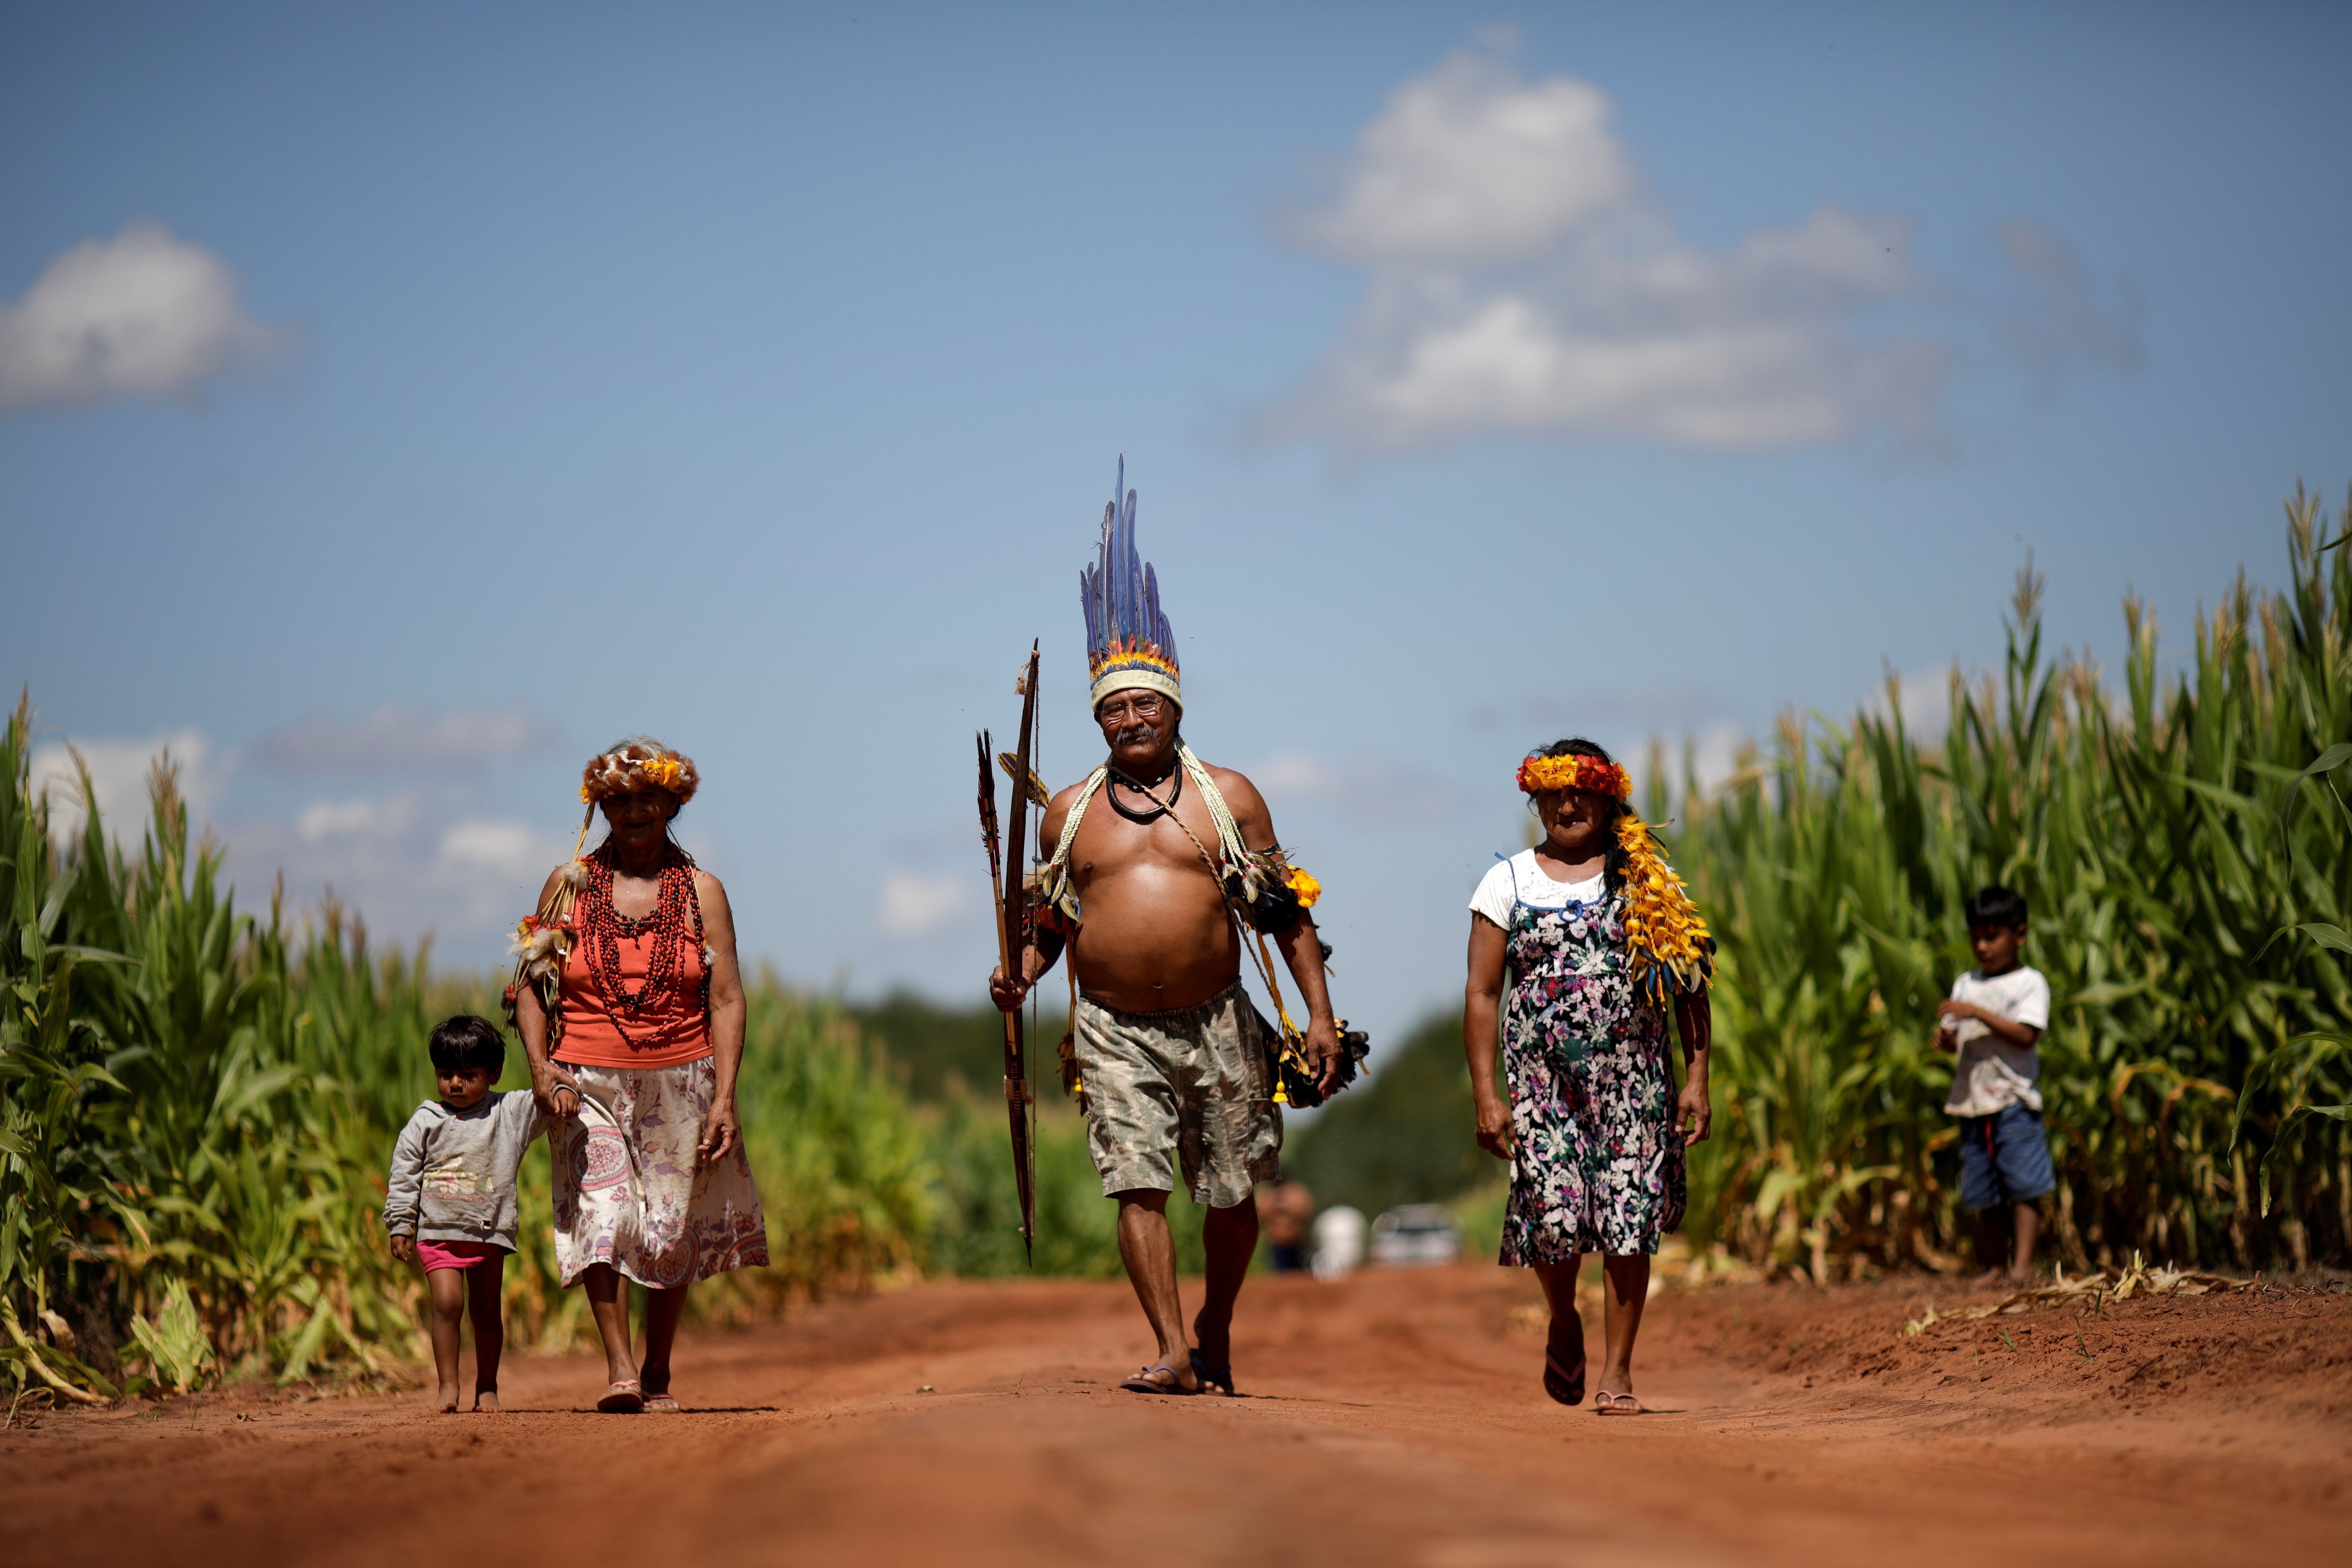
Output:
[1936,885,2053,1286]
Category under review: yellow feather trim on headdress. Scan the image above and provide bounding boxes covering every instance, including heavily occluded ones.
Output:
[1614,812,1714,1006]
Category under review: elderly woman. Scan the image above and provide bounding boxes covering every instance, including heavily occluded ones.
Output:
[1462,738,1713,1416]
[509,738,768,1413]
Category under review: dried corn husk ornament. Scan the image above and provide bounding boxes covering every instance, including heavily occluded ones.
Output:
[502,804,595,1036]
[1612,810,1714,1006]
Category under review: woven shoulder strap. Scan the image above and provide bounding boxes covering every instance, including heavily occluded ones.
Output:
[1033,766,1109,922]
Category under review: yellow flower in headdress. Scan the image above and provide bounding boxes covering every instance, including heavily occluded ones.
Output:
[1517,753,1632,800]
[580,739,701,806]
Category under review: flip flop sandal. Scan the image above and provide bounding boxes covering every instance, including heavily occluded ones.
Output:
[596,1379,644,1414]
[1543,1350,1587,1407]
[1593,1389,1643,1416]
[1188,1349,1237,1397]
[642,1392,684,1413]
[1119,1361,1199,1396]
[1542,1317,1586,1407]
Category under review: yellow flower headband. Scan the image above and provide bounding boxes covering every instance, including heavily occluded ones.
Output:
[1516,753,1632,800]
[580,740,700,805]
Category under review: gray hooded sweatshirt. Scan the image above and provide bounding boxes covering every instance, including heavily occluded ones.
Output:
[383,1090,549,1250]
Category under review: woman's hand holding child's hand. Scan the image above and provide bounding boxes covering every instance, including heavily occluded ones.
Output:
[533,1070,582,1120]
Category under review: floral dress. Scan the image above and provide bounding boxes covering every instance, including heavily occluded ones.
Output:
[1497,864,1686,1263]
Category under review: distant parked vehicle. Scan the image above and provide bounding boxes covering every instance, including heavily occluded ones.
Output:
[1310,1204,1366,1280]
[1368,1204,1460,1267]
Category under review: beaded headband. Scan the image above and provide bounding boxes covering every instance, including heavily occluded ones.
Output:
[1516,753,1631,801]
[581,739,699,805]
[1079,456,1182,712]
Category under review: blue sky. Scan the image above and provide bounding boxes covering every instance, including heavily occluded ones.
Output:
[4,2,2349,1050]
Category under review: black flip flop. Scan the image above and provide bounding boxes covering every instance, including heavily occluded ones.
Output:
[1120,1361,1199,1396]
[1189,1349,1237,1396]
[1542,1317,1586,1407]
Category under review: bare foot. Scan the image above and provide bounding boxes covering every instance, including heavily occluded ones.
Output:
[473,1389,501,1412]
[435,1389,459,1414]
[1970,1267,2006,1287]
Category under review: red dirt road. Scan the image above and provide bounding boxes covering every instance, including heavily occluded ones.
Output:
[4,1264,2346,1567]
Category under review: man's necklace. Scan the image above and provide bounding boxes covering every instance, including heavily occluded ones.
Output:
[1106,763,1182,824]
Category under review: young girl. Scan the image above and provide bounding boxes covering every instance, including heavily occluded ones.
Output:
[1463,739,1714,1415]
[383,1015,570,1412]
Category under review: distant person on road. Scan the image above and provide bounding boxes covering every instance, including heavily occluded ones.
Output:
[992,462,1351,1398]
[1258,1179,1317,1272]
[1463,740,1714,1416]
[383,1014,552,1413]
[1934,884,2053,1286]
[508,739,769,1414]
[1310,1204,1367,1280]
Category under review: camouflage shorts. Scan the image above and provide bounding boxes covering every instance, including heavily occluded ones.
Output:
[1072,979,1282,1209]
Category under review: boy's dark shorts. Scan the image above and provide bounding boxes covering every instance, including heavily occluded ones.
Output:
[1956,1103,2055,1210]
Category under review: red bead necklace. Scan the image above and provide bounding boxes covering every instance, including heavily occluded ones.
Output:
[576,842,707,1046]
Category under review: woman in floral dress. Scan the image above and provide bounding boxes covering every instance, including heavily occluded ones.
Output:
[1463,738,1713,1414]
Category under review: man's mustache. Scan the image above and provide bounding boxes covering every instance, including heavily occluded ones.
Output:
[1113,722,1161,747]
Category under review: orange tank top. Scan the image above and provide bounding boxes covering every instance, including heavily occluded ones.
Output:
[554,870,714,1070]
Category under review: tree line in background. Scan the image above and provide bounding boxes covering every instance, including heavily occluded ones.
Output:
[6,485,2349,1401]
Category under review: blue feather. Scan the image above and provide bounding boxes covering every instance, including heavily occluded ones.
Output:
[1074,455,1178,676]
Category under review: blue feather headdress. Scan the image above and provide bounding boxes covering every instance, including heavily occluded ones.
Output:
[1078,456,1181,711]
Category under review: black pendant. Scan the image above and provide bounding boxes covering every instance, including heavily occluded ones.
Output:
[1106,766,1182,824]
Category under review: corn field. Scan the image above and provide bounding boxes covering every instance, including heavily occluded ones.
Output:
[0,699,933,1403]
[10,484,2350,1401]
[1678,486,2352,1278]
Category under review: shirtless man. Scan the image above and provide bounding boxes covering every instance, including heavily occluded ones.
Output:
[991,466,1344,1395]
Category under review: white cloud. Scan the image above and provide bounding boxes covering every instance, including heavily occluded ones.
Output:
[1290,50,1630,266]
[1256,750,1344,800]
[1864,664,1959,739]
[876,870,975,938]
[436,818,546,881]
[30,729,222,848]
[259,703,560,774]
[1681,720,1749,796]
[230,791,568,951]
[1269,43,2135,452]
[1253,749,1458,827]
[1992,221,2144,393]
[0,222,282,414]
[299,796,412,844]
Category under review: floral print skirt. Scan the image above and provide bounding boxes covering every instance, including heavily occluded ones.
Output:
[549,1058,769,1288]
[1498,891,1686,1264]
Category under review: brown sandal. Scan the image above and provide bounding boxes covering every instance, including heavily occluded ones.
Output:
[596,1379,644,1414]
